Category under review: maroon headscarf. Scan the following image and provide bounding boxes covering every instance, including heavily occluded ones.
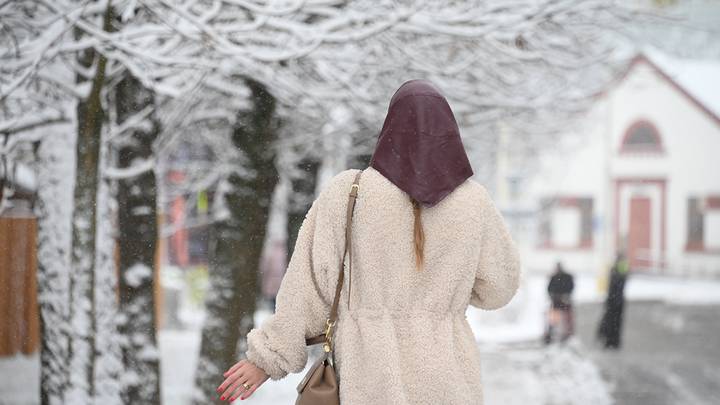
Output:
[369,80,474,208]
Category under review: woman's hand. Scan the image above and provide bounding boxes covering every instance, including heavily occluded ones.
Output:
[217,359,269,401]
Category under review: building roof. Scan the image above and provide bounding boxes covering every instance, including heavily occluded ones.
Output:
[637,49,720,126]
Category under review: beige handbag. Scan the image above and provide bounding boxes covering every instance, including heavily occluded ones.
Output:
[296,170,363,405]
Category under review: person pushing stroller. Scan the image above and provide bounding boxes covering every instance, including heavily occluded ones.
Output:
[543,262,575,344]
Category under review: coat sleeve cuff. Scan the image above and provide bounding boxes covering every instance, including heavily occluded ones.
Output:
[245,328,289,381]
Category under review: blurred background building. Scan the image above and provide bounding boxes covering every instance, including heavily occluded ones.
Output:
[497,49,720,278]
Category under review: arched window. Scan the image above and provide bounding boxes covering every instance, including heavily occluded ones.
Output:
[620,120,663,153]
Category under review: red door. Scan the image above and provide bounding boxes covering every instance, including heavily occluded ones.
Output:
[628,197,652,270]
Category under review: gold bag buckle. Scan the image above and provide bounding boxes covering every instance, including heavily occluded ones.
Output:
[323,319,335,352]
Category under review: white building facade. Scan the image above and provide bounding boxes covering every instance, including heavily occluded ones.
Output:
[518,51,720,277]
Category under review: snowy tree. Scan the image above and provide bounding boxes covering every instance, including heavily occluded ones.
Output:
[1,1,157,403]
[61,2,124,402]
[33,125,75,405]
[2,1,657,404]
[194,78,280,404]
[113,72,162,404]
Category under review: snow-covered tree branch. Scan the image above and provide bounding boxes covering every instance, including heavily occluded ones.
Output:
[1,1,655,404]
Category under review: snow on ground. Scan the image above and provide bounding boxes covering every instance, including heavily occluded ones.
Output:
[0,354,37,405]
[571,272,720,305]
[482,340,612,405]
[158,325,310,405]
[615,274,720,305]
[160,329,201,405]
[3,273,720,404]
[157,329,611,405]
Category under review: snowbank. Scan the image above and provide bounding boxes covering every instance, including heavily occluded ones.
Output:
[573,273,720,305]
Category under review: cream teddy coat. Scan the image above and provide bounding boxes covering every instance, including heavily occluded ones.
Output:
[246,165,521,404]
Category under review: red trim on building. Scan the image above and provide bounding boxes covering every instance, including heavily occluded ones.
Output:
[686,242,720,255]
[613,178,667,269]
[619,119,664,154]
[707,196,720,210]
[555,197,575,207]
[537,195,594,251]
[686,195,720,254]
[684,241,720,254]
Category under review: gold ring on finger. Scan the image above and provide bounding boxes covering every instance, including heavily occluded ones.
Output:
[242,382,252,390]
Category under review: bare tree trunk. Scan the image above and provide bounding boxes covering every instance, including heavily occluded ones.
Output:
[286,158,320,258]
[193,78,279,404]
[66,4,112,401]
[114,73,162,405]
[92,140,123,405]
[35,123,75,405]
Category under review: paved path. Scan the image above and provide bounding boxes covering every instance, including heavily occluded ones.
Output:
[576,301,720,405]
[481,340,611,405]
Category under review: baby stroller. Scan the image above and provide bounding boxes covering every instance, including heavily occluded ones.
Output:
[543,292,574,344]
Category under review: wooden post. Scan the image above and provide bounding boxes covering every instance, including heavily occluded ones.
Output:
[0,209,40,356]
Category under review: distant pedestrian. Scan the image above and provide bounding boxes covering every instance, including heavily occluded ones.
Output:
[597,253,629,349]
[543,262,575,344]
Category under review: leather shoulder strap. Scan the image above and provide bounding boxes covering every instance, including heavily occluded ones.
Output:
[304,169,363,348]
[328,169,363,323]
